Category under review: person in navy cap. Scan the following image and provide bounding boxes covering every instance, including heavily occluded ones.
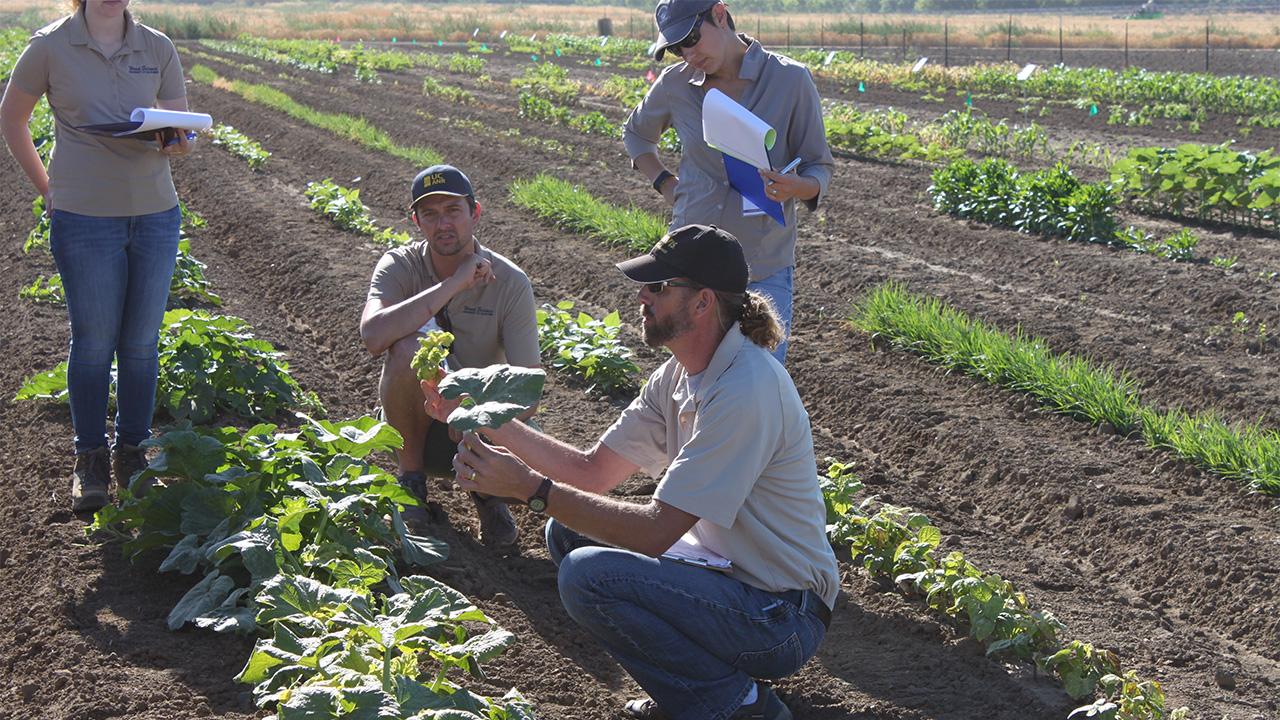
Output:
[360,165,540,546]
[624,0,834,366]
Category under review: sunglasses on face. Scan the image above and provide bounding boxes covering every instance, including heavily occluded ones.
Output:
[668,12,709,58]
[645,280,701,294]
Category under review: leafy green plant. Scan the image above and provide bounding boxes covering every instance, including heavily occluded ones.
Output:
[305,178,411,247]
[1110,143,1280,233]
[209,124,271,170]
[448,52,487,75]
[825,103,959,164]
[411,331,454,383]
[822,460,1187,719]
[537,301,640,393]
[851,283,1280,494]
[510,174,665,252]
[929,158,1120,246]
[598,74,647,109]
[19,274,63,304]
[511,62,580,105]
[87,414,537,718]
[438,365,546,431]
[17,310,323,423]
[1212,255,1240,269]
[422,76,474,104]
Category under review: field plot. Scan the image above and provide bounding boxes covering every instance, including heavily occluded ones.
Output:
[2,33,1280,720]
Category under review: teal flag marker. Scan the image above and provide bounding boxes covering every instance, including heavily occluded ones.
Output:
[437,40,443,46]
[392,37,397,43]
[412,39,417,45]
[555,48,562,57]
[857,81,865,92]
[594,58,602,66]
[531,54,538,62]
[1089,103,1098,116]
[481,43,488,50]
[965,93,972,107]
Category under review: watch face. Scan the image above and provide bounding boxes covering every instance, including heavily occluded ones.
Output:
[528,498,547,513]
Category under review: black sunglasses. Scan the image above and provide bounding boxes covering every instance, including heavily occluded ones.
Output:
[668,12,711,58]
[645,280,701,294]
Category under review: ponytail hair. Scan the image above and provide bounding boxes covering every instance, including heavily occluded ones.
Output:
[69,0,83,12]
[713,289,784,351]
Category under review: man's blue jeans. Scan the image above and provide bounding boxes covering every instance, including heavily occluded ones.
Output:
[546,520,826,720]
[747,266,792,364]
[50,206,181,452]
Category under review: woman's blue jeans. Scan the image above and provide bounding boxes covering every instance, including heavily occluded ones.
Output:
[50,206,181,452]
[747,266,792,364]
[546,520,826,720]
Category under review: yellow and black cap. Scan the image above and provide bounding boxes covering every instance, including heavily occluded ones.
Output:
[409,164,474,210]
[616,223,749,294]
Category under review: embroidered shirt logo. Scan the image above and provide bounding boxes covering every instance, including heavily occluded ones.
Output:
[461,305,495,317]
[128,65,160,74]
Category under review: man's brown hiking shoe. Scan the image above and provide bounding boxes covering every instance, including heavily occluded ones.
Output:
[70,446,111,512]
[112,443,150,497]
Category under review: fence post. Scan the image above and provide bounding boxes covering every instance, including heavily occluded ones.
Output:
[1006,15,1013,63]
[1125,22,1129,68]
[859,18,864,58]
[944,18,949,68]
[1058,17,1063,65]
[1205,19,1210,73]
[820,19,824,49]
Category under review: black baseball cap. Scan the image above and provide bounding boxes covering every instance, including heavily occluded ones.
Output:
[409,165,474,210]
[649,0,719,61]
[617,224,749,294]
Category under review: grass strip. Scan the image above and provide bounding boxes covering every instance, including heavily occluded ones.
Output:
[851,283,1280,494]
[822,460,1188,719]
[189,65,442,166]
[510,174,666,253]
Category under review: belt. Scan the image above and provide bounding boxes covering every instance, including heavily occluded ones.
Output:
[774,588,832,630]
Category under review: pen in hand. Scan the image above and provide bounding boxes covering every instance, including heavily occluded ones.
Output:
[766,157,803,186]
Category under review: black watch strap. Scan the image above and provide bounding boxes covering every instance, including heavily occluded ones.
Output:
[527,476,554,513]
[652,170,674,194]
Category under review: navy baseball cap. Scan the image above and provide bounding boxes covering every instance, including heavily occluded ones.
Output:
[648,0,719,61]
[409,165,474,209]
[617,224,749,294]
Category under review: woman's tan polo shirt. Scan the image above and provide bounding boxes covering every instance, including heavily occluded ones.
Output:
[9,9,186,216]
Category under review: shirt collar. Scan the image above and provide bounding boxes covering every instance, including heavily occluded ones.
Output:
[66,7,142,54]
[676,322,745,407]
[687,35,766,86]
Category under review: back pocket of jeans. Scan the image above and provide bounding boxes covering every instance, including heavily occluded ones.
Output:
[734,632,804,679]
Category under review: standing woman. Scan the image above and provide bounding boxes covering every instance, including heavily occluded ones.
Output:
[1,0,192,512]
[624,0,833,364]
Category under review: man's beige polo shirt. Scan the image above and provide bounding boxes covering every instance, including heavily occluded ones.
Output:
[9,9,185,216]
[366,239,540,370]
[601,323,840,608]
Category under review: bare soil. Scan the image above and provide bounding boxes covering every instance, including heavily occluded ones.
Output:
[1,42,1278,720]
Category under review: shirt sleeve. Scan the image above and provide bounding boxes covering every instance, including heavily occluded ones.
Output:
[622,71,672,160]
[366,251,408,303]
[157,36,185,101]
[787,66,833,212]
[9,35,50,97]
[499,274,541,369]
[600,366,671,477]
[653,381,780,528]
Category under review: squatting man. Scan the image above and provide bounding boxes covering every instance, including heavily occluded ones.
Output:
[423,224,839,720]
[359,164,540,546]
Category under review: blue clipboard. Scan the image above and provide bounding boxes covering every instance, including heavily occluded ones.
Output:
[722,153,786,226]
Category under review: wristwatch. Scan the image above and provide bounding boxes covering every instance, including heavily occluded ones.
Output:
[527,476,553,514]
[652,170,674,195]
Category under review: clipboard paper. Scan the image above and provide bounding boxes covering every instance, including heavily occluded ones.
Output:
[702,89,786,226]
